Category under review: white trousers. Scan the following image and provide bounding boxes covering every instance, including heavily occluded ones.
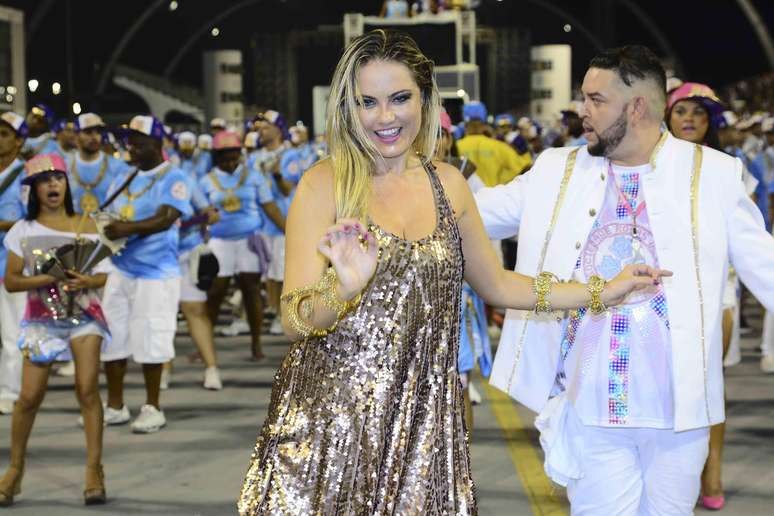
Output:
[762,309,774,357]
[566,419,709,516]
[101,270,180,364]
[0,285,26,401]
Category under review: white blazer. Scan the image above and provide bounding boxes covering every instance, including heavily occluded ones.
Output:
[475,133,774,431]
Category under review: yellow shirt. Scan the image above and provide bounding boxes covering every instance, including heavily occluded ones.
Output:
[456,134,532,187]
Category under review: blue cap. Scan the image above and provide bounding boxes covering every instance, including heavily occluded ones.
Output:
[462,101,488,122]
[30,104,56,126]
[0,112,29,138]
[495,113,515,127]
[52,119,75,134]
[452,124,465,140]
[255,110,290,141]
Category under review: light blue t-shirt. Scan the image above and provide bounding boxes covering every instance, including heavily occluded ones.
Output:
[178,156,197,178]
[193,151,212,180]
[68,152,131,214]
[108,162,193,279]
[178,177,210,254]
[252,144,291,237]
[0,158,26,280]
[22,134,58,157]
[199,165,273,240]
[280,143,318,186]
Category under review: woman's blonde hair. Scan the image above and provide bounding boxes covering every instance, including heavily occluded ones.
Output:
[326,29,441,219]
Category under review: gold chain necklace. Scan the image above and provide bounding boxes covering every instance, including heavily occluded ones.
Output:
[119,163,171,220]
[70,154,108,213]
[208,165,247,212]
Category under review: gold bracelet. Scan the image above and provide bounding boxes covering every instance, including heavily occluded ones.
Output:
[317,268,362,318]
[533,272,558,313]
[587,275,607,315]
[280,268,362,338]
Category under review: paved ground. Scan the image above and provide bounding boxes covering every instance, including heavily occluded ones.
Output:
[0,306,772,515]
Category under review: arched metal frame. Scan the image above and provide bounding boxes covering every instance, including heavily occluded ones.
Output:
[29,0,773,99]
[616,0,683,75]
[163,0,264,79]
[95,0,169,95]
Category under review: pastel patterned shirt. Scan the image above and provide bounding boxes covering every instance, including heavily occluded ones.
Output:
[558,162,674,428]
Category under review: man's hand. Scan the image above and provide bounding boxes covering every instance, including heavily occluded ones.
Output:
[103,220,133,240]
[203,206,220,225]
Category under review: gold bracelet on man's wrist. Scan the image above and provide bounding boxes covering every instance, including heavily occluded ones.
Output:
[533,272,559,313]
[587,275,607,315]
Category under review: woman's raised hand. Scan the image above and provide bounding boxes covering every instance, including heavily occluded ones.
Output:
[601,264,673,306]
[317,219,378,300]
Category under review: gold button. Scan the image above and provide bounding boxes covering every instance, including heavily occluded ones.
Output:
[575,241,582,250]
[589,208,597,216]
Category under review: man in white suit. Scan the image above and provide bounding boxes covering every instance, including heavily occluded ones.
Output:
[476,45,774,515]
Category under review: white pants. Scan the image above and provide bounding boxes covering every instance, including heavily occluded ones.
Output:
[0,286,26,401]
[263,234,285,281]
[101,270,180,364]
[566,419,709,516]
[209,237,262,277]
[762,309,774,357]
[179,252,207,303]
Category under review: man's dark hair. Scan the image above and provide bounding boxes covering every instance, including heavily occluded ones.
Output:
[589,45,666,93]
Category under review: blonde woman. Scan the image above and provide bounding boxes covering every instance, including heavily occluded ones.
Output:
[238,30,669,514]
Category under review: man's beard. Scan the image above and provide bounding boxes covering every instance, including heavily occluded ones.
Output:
[587,108,628,157]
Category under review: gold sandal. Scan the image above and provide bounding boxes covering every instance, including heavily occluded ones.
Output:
[83,464,106,505]
[0,465,23,507]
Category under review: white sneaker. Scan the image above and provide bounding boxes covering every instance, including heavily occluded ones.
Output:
[57,360,76,377]
[269,317,283,336]
[203,367,223,390]
[221,319,249,337]
[761,355,774,374]
[160,368,171,390]
[0,399,13,415]
[77,404,131,427]
[131,404,166,434]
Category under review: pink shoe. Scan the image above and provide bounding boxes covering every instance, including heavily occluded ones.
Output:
[701,495,725,510]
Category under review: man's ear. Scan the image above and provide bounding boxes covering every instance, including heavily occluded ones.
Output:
[629,96,649,125]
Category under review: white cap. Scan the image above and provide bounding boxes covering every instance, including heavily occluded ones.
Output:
[76,112,105,131]
[666,77,684,92]
[762,117,774,133]
[517,117,532,130]
[244,131,260,149]
[721,110,739,128]
[0,111,28,136]
[209,117,226,129]
[178,131,196,148]
[198,133,213,150]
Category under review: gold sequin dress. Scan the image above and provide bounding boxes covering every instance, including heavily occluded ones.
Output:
[238,164,476,515]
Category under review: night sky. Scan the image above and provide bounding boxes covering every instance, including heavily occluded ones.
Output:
[5,0,773,116]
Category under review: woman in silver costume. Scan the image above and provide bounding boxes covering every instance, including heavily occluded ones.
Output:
[238,30,669,515]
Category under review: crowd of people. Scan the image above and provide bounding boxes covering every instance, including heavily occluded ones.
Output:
[0,27,771,515]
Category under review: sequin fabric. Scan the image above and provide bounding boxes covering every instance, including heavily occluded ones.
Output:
[238,164,476,515]
[559,164,673,427]
[18,234,110,363]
